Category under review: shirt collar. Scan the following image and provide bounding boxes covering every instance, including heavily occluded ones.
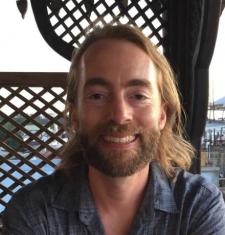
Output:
[150,161,179,214]
[51,162,179,215]
[51,165,99,225]
[51,165,93,211]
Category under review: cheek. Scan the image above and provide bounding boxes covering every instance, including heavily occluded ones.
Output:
[135,108,154,126]
[134,107,162,129]
[80,106,104,130]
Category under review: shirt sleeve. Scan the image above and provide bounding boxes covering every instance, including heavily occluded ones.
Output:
[2,197,35,234]
[2,187,48,235]
[189,185,225,235]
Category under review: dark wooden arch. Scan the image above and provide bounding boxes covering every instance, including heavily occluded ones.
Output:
[31,0,74,60]
[30,0,223,173]
[31,0,169,61]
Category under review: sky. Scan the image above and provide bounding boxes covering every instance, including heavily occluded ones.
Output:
[0,0,70,72]
[209,10,225,102]
[0,0,225,101]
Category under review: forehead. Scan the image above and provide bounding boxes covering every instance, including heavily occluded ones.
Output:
[83,39,150,65]
[80,39,158,87]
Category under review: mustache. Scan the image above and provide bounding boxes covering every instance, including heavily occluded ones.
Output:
[79,122,143,137]
[76,122,143,147]
[63,122,161,162]
[76,121,161,151]
[102,123,140,134]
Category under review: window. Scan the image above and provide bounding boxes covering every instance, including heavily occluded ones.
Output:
[201,11,225,189]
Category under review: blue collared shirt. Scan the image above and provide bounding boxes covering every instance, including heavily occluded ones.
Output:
[3,162,225,234]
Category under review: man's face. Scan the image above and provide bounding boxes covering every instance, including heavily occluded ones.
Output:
[71,39,166,177]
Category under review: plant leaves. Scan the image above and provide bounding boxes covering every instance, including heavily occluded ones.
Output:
[16,0,28,19]
[116,0,129,16]
[49,0,63,15]
[84,0,95,18]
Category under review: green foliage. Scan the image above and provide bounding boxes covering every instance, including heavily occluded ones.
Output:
[0,115,24,151]
[0,114,49,151]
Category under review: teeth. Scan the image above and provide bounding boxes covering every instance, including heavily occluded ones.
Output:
[104,135,136,144]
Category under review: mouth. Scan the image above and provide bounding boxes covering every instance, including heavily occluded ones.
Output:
[102,134,138,144]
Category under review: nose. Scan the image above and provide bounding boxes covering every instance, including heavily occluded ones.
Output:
[109,95,132,125]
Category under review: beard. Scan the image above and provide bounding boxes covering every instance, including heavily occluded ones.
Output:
[74,122,161,177]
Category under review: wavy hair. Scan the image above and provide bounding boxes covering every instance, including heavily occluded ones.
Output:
[59,24,195,178]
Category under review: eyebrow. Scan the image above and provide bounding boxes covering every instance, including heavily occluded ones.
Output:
[84,77,152,90]
[84,77,110,88]
[126,79,152,90]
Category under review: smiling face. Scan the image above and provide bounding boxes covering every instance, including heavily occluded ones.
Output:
[71,39,166,177]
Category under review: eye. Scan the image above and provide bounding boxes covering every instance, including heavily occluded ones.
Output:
[127,90,151,106]
[130,93,149,101]
[86,92,110,106]
[88,93,105,100]
[133,94,148,100]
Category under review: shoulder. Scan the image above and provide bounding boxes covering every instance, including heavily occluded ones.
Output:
[174,169,221,198]
[173,170,225,234]
[174,170,225,221]
[3,165,87,233]
[5,170,65,213]
[2,170,67,233]
[173,169,223,207]
[4,164,87,214]
[15,170,64,199]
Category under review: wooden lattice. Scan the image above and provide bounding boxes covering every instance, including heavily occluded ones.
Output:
[31,0,168,60]
[0,73,66,215]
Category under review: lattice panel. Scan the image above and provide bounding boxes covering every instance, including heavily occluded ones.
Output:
[49,0,167,46]
[0,86,66,214]
[31,0,168,60]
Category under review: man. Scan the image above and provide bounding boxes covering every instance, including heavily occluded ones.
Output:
[3,24,225,234]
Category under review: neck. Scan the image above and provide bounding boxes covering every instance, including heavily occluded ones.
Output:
[88,165,150,211]
[88,165,150,235]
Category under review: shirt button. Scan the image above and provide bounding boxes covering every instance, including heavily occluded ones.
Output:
[80,213,92,224]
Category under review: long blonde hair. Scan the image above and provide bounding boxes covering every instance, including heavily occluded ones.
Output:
[59,24,195,178]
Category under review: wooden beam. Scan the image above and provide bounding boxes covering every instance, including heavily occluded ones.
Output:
[222,0,225,14]
[0,72,67,87]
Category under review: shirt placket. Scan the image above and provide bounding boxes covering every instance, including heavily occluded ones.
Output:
[79,210,105,235]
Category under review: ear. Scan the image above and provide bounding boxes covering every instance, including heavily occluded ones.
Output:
[159,104,167,130]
